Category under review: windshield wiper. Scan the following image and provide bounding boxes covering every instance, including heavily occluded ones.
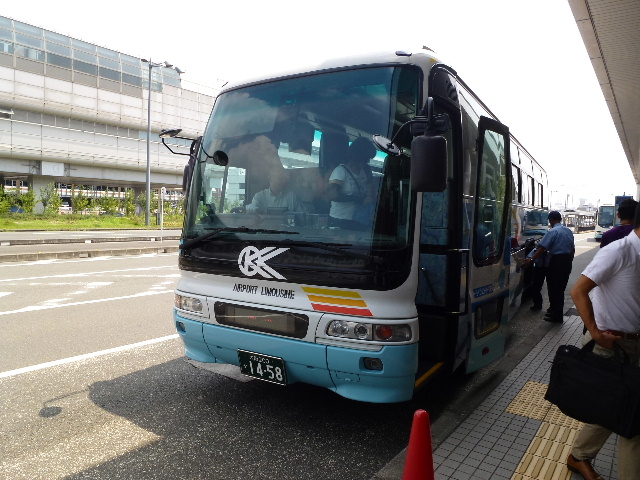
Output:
[181,227,298,250]
[271,239,385,266]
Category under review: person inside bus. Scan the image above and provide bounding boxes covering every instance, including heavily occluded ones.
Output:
[326,137,376,230]
[245,168,305,214]
[600,198,638,248]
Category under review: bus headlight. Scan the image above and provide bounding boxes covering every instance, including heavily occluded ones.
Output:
[326,321,411,342]
[175,294,203,313]
[327,320,350,337]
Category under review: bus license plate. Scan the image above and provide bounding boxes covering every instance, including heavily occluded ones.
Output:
[238,350,287,385]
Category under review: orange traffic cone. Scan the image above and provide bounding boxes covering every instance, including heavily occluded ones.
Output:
[402,409,435,480]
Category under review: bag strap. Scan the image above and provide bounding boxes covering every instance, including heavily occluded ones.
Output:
[339,164,365,197]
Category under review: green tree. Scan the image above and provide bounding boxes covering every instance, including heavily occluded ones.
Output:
[98,195,120,214]
[71,189,90,213]
[123,189,137,216]
[136,190,159,215]
[7,188,37,213]
[39,183,62,214]
[0,185,10,214]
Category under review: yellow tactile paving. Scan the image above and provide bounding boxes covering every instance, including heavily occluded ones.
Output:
[507,381,584,480]
[504,381,552,420]
[544,406,584,430]
[513,453,571,480]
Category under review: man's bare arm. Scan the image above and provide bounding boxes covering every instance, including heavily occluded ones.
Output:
[571,274,621,349]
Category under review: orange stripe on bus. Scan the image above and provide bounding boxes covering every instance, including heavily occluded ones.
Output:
[307,295,368,308]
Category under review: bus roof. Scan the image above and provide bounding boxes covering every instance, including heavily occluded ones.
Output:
[221,50,442,93]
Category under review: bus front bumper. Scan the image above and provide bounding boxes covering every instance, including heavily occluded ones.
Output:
[174,312,418,403]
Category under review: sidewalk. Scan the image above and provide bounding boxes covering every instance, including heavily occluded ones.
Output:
[375,310,619,480]
[0,229,181,263]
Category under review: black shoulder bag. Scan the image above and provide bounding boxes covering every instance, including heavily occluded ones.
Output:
[544,340,640,438]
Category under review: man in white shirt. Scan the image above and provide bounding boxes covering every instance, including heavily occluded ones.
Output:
[246,169,304,214]
[567,204,640,480]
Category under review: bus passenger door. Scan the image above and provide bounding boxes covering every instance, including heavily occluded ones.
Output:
[466,117,511,373]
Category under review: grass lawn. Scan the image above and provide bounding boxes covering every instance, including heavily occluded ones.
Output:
[0,214,184,231]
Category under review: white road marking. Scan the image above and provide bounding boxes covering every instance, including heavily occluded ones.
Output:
[0,334,179,379]
[0,289,174,316]
[0,266,177,283]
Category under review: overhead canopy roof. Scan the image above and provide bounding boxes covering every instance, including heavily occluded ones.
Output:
[567,0,640,188]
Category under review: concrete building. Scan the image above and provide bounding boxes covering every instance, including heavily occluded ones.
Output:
[0,15,216,210]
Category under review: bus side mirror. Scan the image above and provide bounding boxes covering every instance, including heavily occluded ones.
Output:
[182,136,202,200]
[410,134,447,192]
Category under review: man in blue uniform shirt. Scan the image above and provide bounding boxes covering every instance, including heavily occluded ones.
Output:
[523,211,575,323]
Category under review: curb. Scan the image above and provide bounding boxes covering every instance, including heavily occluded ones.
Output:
[0,236,181,246]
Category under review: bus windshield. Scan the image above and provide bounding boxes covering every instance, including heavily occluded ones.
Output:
[184,67,420,256]
[597,205,615,227]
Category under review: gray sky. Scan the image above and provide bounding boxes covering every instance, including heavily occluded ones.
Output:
[3,0,636,207]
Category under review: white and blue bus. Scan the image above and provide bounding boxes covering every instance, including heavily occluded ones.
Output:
[594,195,633,240]
[164,50,547,403]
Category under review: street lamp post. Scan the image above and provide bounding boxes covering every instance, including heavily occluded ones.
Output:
[141,58,183,226]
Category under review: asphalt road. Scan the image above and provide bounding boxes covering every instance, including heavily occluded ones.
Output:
[0,232,600,480]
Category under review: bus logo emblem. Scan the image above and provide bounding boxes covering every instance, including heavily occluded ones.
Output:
[238,246,289,280]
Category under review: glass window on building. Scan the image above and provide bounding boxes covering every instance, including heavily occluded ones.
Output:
[99,66,121,81]
[73,59,97,75]
[122,63,141,76]
[144,80,163,92]
[46,41,71,57]
[122,73,142,87]
[73,48,96,64]
[15,44,44,61]
[47,52,72,69]
[0,27,13,41]
[96,46,119,61]
[163,76,181,87]
[15,32,43,49]
[120,54,140,67]
[0,37,13,55]
[44,30,71,45]
[0,16,13,29]
[98,56,120,70]
[71,38,96,53]
[14,21,42,38]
